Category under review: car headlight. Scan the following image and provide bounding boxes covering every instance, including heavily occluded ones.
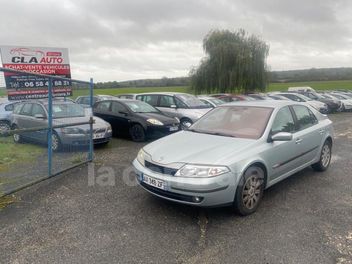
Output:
[61,127,85,134]
[107,124,112,133]
[175,164,230,178]
[147,119,163,126]
[137,149,145,166]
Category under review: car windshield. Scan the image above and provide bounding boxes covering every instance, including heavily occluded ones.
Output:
[124,101,159,113]
[189,106,274,139]
[46,103,85,119]
[176,94,208,108]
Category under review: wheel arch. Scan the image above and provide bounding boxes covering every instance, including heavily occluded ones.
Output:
[240,160,269,188]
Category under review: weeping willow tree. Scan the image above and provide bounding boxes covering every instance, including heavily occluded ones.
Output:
[190,29,269,94]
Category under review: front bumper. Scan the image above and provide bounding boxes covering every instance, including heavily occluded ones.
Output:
[132,159,237,207]
[146,124,180,138]
[59,131,112,146]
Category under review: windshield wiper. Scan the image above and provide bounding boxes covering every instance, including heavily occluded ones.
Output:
[187,129,236,137]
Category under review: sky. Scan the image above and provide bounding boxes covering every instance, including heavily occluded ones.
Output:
[1,0,352,83]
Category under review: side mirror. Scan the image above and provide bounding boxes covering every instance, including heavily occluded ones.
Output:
[270,132,293,142]
[170,104,177,109]
[34,114,46,119]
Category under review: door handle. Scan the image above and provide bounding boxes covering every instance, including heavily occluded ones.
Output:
[295,138,303,144]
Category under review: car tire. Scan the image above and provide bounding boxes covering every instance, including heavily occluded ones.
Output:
[12,125,23,143]
[129,124,146,142]
[233,165,265,216]
[180,118,193,130]
[0,121,11,136]
[51,132,62,152]
[312,140,332,172]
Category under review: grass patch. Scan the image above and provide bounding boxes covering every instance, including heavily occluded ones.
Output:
[0,137,44,171]
[0,195,17,210]
[71,86,190,98]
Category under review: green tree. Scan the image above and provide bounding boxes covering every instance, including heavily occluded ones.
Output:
[190,29,269,94]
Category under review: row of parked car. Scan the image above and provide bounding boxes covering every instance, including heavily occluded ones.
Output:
[0,88,351,150]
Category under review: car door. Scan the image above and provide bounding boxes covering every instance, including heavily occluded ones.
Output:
[157,95,178,118]
[16,103,34,139]
[265,106,302,181]
[110,101,131,136]
[93,101,112,122]
[29,103,48,143]
[291,105,324,165]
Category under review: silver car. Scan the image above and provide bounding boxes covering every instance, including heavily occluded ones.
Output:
[133,101,333,215]
[136,92,212,129]
[11,100,112,151]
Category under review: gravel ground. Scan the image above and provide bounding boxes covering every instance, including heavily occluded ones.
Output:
[0,113,351,264]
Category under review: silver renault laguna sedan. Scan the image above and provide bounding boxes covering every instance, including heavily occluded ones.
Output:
[133,101,333,215]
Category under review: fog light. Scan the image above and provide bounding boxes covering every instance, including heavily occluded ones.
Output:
[193,196,203,203]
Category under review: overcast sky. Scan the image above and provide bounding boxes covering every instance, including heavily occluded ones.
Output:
[1,0,352,83]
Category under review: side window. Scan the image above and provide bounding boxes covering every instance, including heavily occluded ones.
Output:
[175,97,188,108]
[271,106,296,135]
[111,102,128,114]
[13,104,23,114]
[20,103,33,116]
[95,101,111,112]
[292,105,317,130]
[138,95,158,106]
[31,104,46,117]
[159,95,175,108]
[5,104,15,111]
[200,99,212,108]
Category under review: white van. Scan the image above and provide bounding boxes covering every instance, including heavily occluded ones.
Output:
[288,86,316,92]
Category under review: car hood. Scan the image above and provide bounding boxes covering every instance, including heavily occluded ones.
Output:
[53,116,109,130]
[143,130,256,166]
[135,112,178,125]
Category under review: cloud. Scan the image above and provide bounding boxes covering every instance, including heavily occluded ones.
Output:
[0,0,352,81]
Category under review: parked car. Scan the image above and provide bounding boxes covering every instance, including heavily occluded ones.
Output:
[197,96,225,108]
[209,94,252,102]
[273,92,329,113]
[0,101,20,134]
[266,94,290,100]
[11,101,112,151]
[93,99,180,142]
[296,92,342,112]
[288,86,316,93]
[75,95,116,106]
[136,93,211,129]
[133,100,333,215]
[324,93,352,111]
[115,94,137,100]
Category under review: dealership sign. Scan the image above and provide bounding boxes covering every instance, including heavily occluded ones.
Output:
[0,46,72,100]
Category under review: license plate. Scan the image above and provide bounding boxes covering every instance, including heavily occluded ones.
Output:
[169,126,179,132]
[93,133,105,139]
[143,174,166,190]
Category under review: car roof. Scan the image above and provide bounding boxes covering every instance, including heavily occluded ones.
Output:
[222,100,303,109]
[136,92,188,96]
[97,98,141,103]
